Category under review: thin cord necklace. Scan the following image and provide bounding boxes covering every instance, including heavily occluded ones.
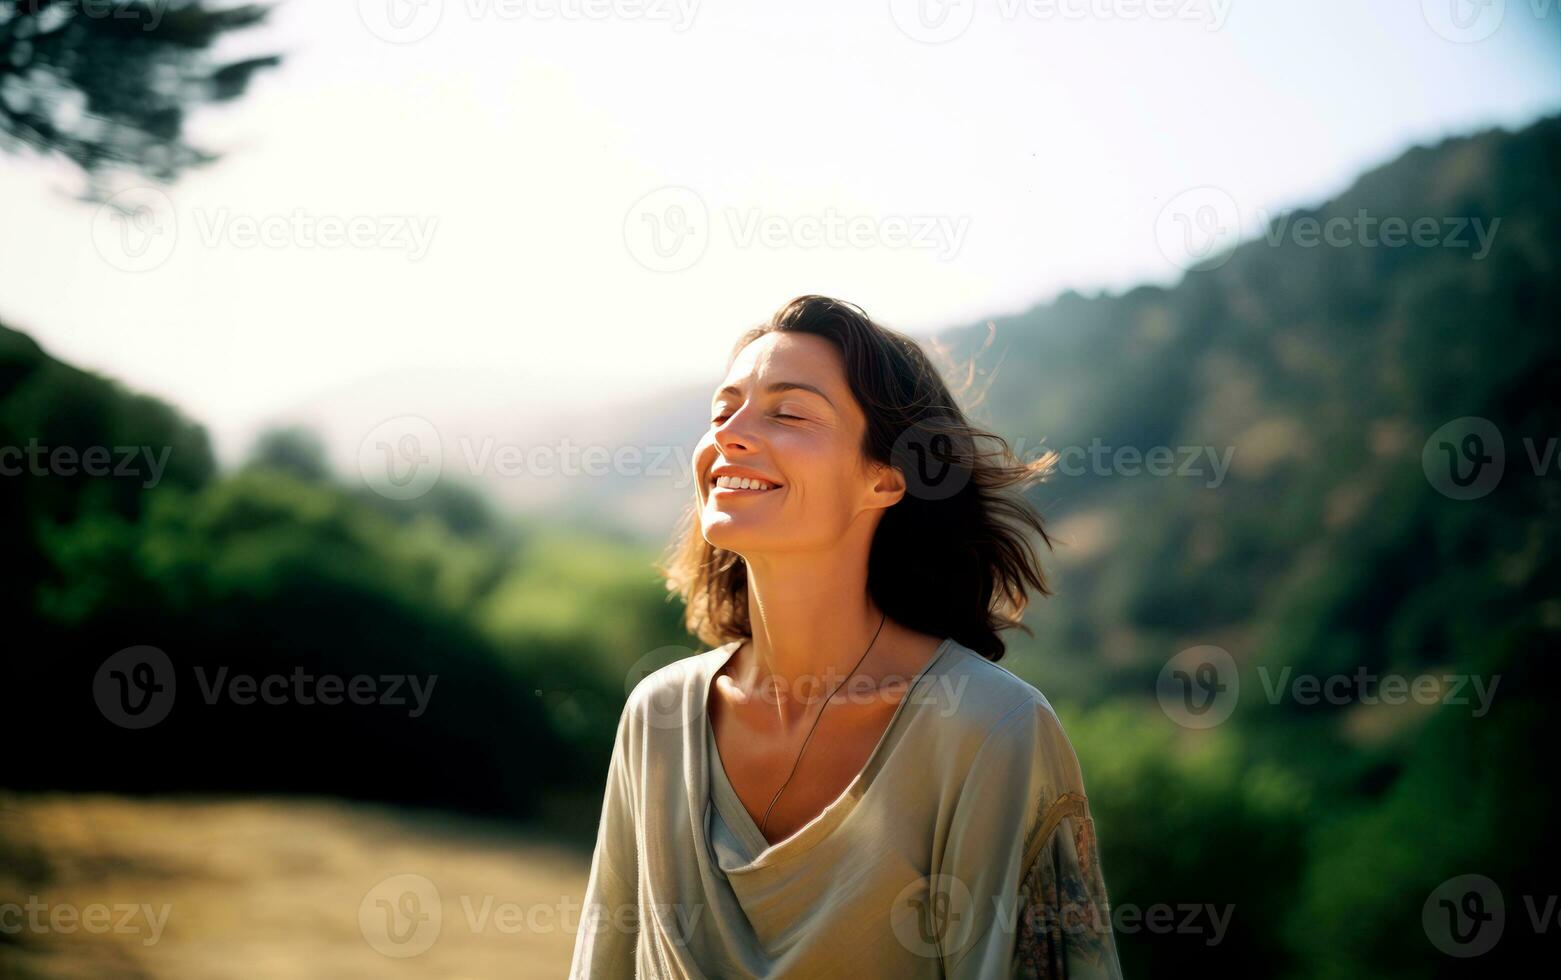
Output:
[757,611,888,840]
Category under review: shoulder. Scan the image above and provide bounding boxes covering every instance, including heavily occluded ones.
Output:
[620,640,738,730]
[933,641,1068,742]
[932,641,1085,790]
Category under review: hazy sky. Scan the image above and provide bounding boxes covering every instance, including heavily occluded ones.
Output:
[2,0,1558,464]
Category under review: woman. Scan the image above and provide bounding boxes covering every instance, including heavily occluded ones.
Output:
[570,296,1121,978]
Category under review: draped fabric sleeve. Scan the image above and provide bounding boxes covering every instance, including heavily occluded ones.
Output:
[941,697,1122,980]
[1007,789,1120,978]
[568,697,641,979]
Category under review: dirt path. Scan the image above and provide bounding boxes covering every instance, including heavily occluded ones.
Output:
[0,792,595,978]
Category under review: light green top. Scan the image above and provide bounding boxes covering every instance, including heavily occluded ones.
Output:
[569,637,1123,979]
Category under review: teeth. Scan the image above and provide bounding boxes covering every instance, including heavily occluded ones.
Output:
[715,475,775,491]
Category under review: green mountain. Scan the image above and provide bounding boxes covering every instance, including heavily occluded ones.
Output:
[938,115,1559,978]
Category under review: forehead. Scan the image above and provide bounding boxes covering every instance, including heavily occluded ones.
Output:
[721,331,843,387]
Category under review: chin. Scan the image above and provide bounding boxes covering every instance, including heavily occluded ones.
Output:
[700,511,771,554]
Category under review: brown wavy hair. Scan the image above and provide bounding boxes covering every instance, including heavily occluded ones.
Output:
[657,295,1055,662]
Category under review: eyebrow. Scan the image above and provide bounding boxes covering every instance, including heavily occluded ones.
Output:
[713,380,835,409]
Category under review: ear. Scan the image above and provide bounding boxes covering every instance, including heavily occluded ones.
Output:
[866,460,907,510]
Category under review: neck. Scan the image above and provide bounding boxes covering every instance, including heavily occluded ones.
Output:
[739,536,887,725]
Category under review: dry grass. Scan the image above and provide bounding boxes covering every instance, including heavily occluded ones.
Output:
[0,792,594,979]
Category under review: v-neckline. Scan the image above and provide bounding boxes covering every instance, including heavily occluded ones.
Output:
[700,635,956,871]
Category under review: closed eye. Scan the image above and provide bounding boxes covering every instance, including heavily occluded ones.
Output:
[711,412,802,423]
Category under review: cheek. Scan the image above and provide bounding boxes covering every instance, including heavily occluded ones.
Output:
[693,433,717,469]
[779,434,860,510]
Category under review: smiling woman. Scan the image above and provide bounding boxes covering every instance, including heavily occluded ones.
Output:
[570,295,1122,979]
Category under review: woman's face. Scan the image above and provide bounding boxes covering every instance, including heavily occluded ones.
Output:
[694,331,898,556]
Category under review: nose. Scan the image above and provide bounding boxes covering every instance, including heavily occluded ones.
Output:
[712,405,758,456]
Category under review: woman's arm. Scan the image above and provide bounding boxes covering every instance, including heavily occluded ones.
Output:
[1008,791,1120,978]
[568,699,640,979]
[939,697,1122,979]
